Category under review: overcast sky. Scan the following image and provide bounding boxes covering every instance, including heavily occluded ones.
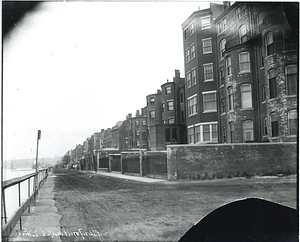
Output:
[3,1,212,161]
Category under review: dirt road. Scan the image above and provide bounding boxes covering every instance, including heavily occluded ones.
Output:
[53,167,297,241]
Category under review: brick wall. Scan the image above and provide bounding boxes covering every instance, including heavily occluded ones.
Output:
[167,143,297,180]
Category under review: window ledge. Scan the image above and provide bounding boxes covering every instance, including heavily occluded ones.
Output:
[240,108,254,111]
[204,79,214,82]
[203,52,213,55]
[188,113,198,117]
[285,94,297,98]
[238,71,251,75]
[221,113,226,116]
[203,110,217,113]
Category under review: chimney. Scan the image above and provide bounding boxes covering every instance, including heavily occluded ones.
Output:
[223,1,231,10]
[136,110,140,117]
[175,70,180,78]
[128,113,132,119]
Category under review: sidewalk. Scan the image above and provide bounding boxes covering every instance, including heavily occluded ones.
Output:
[9,172,62,242]
[83,170,167,183]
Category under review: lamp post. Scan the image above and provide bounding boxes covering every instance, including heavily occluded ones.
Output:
[35,130,41,173]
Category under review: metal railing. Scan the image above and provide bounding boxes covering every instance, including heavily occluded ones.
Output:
[1,167,52,240]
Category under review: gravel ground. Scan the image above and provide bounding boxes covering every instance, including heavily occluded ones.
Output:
[52,167,297,241]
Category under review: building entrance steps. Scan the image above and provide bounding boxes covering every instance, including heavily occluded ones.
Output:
[9,172,62,242]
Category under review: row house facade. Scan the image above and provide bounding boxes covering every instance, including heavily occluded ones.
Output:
[146,70,187,150]
[182,3,226,144]
[182,2,298,144]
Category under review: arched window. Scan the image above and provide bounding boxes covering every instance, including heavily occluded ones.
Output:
[241,84,252,109]
[288,110,297,135]
[242,120,254,142]
[239,25,247,43]
[265,32,274,56]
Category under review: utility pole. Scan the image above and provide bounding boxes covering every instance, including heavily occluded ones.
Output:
[35,130,41,173]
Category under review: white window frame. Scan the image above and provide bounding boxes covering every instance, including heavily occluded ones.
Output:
[194,122,218,143]
[187,94,198,117]
[188,125,195,144]
[203,63,214,82]
[239,25,247,43]
[167,100,174,111]
[202,90,217,113]
[185,48,191,62]
[201,16,211,29]
[242,120,254,142]
[168,117,175,124]
[225,56,232,76]
[241,83,252,109]
[239,52,250,72]
[202,38,212,54]
[186,71,191,88]
[191,68,197,86]
[149,110,155,119]
[288,110,297,136]
[217,18,226,34]
[191,44,196,59]
[165,85,171,94]
[286,65,297,96]
[220,39,226,57]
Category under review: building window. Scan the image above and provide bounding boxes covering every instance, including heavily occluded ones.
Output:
[220,39,226,57]
[257,11,266,25]
[288,110,298,135]
[167,101,174,111]
[201,16,211,29]
[265,32,274,56]
[184,27,189,39]
[230,123,234,143]
[142,131,147,140]
[203,91,217,112]
[190,23,194,35]
[225,56,232,75]
[239,25,247,43]
[186,48,191,62]
[166,128,171,142]
[188,126,194,144]
[228,87,234,111]
[242,120,254,142]
[204,63,213,81]
[217,18,226,34]
[150,97,155,104]
[202,38,212,54]
[241,84,252,109]
[191,44,196,59]
[222,127,227,143]
[168,118,175,124]
[203,124,218,142]
[180,93,184,103]
[263,118,268,136]
[135,120,139,126]
[187,72,191,88]
[172,128,177,142]
[286,65,297,95]
[149,110,155,119]
[187,95,197,116]
[219,68,224,86]
[162,102,165,112]
[142,119,146,126]
[221,99,226,114]
[262,85,266,102]
[260,46,264,67]
[191,69,196,85]
[268,69,277,99]
[239,52,250,72]
[270,113,279,137]
[195,125,200,143]
[165,86,171,94]
[236,4,246,19]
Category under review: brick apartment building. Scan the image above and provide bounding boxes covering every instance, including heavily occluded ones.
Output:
[182,3,226,144]
[216,2,298,143]
[182,2,298,144]
[146,70,187,150]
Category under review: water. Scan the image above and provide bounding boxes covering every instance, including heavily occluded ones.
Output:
[3,169,36,220]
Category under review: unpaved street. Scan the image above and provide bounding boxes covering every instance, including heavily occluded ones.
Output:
[53,167,297,241]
